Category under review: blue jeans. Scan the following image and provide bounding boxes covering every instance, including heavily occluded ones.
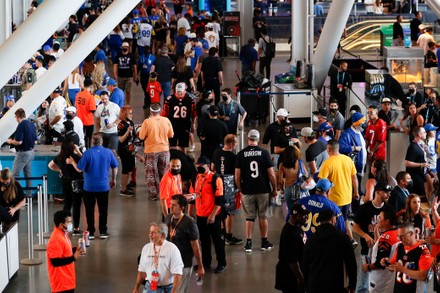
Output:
[143,282,173,293]
[160,81,171,103]
[356,254,370,293]
[284,184,295,213]
[12,150,34,195]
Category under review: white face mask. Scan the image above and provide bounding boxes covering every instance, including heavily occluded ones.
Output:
[66,223,73,233]
[313,115,319,123]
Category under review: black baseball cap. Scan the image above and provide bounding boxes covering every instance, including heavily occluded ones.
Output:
[375,183,393,193]
[312,108,328,117]
[196,156,210,165]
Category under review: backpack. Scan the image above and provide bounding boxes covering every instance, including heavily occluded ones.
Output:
[262,36,276,59]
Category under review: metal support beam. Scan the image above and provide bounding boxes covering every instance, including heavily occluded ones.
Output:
[0,0,84,89]
[0,0,141,144]
[426,0,440,19]
[0,0,12,45]
[239,0,253,46]
[291,0,309,65]
[312,0,355,90]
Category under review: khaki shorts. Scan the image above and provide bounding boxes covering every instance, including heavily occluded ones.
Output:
[117,77,133,93]
[241,193,270,220]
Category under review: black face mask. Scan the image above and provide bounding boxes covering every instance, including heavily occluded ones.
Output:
[170,169,181,175]
[66,114,73,120]
[409,89,415,94]
[222,95,228,101]
[122,49,128,53]
[406,180,413,189]
[197,166,206,174]
[330,109,337,114]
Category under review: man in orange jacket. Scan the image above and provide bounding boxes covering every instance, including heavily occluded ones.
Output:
[47,210,85,293]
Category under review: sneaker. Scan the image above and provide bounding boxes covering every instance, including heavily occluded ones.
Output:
[100,233,110,239]
[72,229,83,236]
[351,239,358,250]
[120,190,135,197]
[214,265,227,273]
[226,235,243,245]
[261,240,274,251]
[88,235,95,240]
[127,181,137,188]
[149,196,158,201]
[275,193,283,206]
[244,241,252,254]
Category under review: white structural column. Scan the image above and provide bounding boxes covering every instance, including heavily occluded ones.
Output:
[0,0,84,89]
[312,0,355,90]
[0,0,141,143]
[291,0,309,65]
[0,0,12,45]
[239,0,254,46]
[426,0,440,18]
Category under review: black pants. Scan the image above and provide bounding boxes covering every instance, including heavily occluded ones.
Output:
[259,56,272,79]
[83,191,109,235]
[61,178,83,229]
[197,215,226,268]
[55,290,74,293]
[83,125,94,149]
[204,79,221,105]
[140,72,150,108]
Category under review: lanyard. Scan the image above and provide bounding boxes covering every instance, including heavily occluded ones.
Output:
[169,215,184,241]
[337,71,345,84]
[222,100,234,117]
[153,243,163,270]
[195,173,209,205]
[173,175,182,194]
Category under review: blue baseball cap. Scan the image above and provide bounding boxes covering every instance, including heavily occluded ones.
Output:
[316,179,334,192]
[107,79,117,86]
[425,123,438,132]
[133,9,139,15]
[43,45,51,52]
[5,95,15,102]
[317,121,332,132]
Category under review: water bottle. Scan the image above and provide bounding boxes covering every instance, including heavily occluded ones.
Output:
[78,238,86,254]
[195,273,203,286]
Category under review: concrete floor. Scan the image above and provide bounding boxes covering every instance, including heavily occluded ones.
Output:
[4,55,296,293]
[4,54,436,293]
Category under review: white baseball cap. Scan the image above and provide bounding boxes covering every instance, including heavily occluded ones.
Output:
[248,129,260,140]
[176,82,186,93]
[276,108,289,117]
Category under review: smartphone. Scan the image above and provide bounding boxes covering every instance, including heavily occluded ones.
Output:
[384,260,391,266]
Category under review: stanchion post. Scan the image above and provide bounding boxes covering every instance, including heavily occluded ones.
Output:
[20,195,43,265]
[43,174,51,238]
[237,92,244,150]
[34,184,46,251]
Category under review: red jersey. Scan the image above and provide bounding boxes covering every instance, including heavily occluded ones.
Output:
[365,118,387,161]
[146,81,162,104]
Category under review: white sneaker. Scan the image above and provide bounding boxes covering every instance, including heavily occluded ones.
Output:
[275,193,283,206]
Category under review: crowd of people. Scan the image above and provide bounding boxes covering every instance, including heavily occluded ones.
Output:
[3,1,440,293]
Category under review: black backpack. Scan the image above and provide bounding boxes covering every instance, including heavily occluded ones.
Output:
[262,36,276,59]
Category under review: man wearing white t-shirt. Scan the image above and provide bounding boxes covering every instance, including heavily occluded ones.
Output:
[204,23,219,49]
[94,91,120,151]
[417,26,437,55]
[137,21,155,55]
[48,87,67,144]
[132,222,184,293]
[177,13,191,37]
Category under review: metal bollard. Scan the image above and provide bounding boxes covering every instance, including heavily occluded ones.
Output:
[43,175,51,238]
[20,196,43,265]
[34,184,46,251]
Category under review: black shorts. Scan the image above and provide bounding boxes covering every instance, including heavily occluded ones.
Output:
[117,147,135,174]
[169,127,190,148]
[339,204,350,221]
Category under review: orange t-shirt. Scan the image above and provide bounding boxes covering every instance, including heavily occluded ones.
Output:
[46,227,76,292]
[190,171,223,217]
[75,89,96,126]
[138,115,174,153]
[159,171,182,208]
[147,81,162,104]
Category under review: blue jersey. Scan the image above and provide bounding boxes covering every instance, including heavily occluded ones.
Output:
[297,194,346,237]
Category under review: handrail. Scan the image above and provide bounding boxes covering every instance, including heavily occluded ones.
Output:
[341,48,360,59]
[348,88,367,108]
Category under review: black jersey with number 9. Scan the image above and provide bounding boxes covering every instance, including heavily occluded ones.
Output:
[236,145,273,194]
